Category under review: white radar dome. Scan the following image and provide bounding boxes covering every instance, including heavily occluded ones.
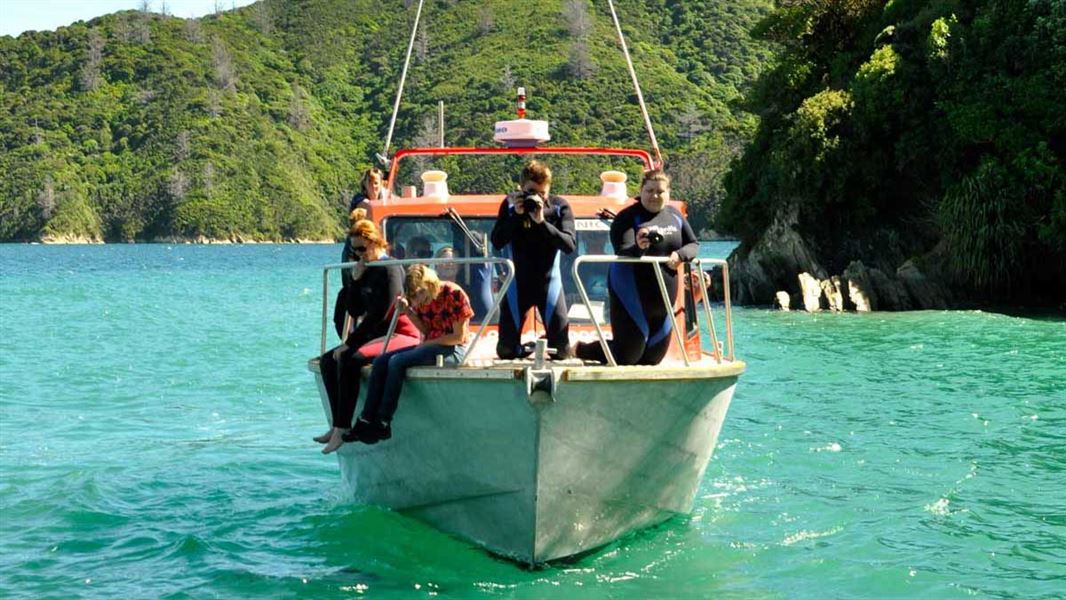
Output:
[494,119,550,147]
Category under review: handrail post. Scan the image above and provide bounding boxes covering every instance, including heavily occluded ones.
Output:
[320,269,330,356]
[380,303,401,354]
[721,262,735,361]
[652,263,689,366]
[460,260,515,367]
[571,256,617,366]
[692,259,722,363]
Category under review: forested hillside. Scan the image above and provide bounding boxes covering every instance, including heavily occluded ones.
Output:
[0,0,772,242]
[719,0,1065,305]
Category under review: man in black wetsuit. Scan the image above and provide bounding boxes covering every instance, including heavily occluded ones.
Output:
[575,168,699,365]
[491,160,576,360]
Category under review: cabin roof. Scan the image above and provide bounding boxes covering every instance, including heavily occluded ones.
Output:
[366,195,686,220]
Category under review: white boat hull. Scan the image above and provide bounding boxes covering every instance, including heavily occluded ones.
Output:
[311,360,743,563]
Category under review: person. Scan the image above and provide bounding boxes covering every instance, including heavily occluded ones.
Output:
[408,236,433,259]
[339,167,385,291]
[575,169,699,366]
[349,167,384,212]
[344,264,474,444]
[490,160,576,360]
[333,209,365,336]
[316,210,421,454]
[434,246,458,281]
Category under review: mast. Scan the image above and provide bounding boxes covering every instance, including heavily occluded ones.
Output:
[605,0,662,168]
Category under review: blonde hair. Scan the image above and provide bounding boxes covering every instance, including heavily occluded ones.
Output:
[520,160,552,186]
[348,208,388,253]
[360,167,384,197]
[404,264,442,301]
[640,168,671,189]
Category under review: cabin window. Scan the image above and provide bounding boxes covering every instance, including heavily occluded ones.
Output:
[383,217,613,325]
[563,220,611,323]
[384,216,498,324]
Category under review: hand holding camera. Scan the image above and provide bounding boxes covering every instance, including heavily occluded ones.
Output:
[514,192,545,224]
[637,227,663,250]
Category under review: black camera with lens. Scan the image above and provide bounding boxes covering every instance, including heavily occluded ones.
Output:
[521,194,541,214]
[646,230,664,245]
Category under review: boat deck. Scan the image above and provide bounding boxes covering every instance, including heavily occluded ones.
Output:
[309,353,746,381]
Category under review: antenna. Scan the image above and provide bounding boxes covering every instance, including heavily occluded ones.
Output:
[606,0,662,168]
[381,0,426,164]
[438,101,445,147]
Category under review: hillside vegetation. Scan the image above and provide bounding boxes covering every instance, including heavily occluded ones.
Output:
[718,0,1065,304]
[0,0,772,242]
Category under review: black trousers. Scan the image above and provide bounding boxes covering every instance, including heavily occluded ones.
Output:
[497,278,570,359]
[319,344,372,429]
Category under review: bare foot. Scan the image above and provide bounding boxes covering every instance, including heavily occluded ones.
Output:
[313,430,334,444]
[321,429,349,455]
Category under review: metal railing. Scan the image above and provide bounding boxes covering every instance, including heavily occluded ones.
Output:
[571,255,735,367]
[320,257,515,368]
[692,258,735,362]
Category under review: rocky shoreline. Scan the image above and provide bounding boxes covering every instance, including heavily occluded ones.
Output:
[722,207,955,312]
[34,234,338,244]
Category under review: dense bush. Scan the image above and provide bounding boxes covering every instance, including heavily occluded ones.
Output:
[719,0,1066,302]
[0,0,772,242]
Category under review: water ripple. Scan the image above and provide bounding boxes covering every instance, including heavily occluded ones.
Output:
[2,245,1064,599]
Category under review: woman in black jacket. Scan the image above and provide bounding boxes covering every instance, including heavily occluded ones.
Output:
[575,169,699,365]
[316,210,420,453]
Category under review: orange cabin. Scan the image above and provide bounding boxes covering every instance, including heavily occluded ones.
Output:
[354,146,704,363]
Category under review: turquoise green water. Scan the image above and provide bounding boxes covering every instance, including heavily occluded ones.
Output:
[1,244,1064,599]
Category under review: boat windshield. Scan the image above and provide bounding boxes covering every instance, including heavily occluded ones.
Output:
[383,216,611,325]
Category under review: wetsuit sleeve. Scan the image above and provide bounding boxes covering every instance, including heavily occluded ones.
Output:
[340,238,353,289]
[676,210,700,261]
[490,198,519,250]
[539,197,576,254]
[345,270,390,346]
[348,193,369,212]
[611,207,642,257]
[385,264,404,299]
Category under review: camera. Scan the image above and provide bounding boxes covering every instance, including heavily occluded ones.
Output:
[521,193,541,214]
[646,230,664,245]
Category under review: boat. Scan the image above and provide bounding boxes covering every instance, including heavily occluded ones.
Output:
[307,0,745,564]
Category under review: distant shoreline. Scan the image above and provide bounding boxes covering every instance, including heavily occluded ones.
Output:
[16,236,340,245]
[10,236,740,245]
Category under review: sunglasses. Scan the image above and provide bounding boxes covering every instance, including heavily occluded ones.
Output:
[352,245,367,254]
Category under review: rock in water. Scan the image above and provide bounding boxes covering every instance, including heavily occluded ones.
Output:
[820,276,848,312]
[897,260,949,309]
[728,206,826,305]
[844,261,876,312]
[798,272,825,312]
[869,268,912,311]
[775,291,791,311]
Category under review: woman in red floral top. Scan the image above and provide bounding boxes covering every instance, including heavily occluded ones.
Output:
[345,264,474,444]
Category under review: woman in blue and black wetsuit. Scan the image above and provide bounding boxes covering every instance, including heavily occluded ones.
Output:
[575,169,699,365]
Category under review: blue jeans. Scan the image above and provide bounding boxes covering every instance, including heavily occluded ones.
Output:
[360,343,464,423]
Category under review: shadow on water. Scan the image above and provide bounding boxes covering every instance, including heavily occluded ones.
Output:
[986,306,1066,322]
